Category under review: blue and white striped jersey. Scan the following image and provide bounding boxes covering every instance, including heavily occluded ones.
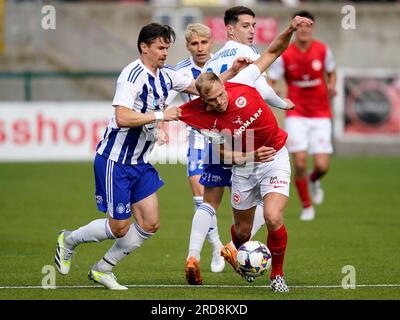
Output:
[165,56,205,105]
[96,58,192,164]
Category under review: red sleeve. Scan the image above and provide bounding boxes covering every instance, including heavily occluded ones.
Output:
[179,98,214,130]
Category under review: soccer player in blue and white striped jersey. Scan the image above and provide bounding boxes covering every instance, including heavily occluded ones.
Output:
[54,23,201,290]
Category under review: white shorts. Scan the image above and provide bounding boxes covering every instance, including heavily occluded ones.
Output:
[231,146,291,210]
[285,117,333,154]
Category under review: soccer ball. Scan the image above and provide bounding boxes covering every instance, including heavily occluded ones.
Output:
[236,241,272,278]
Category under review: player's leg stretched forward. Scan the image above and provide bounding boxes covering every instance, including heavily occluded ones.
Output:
[89,194,160,289]
[221,194,290,292]
[55,193,159,290]
[185,186,225,285]
[55,154,163,290]
[188,176,225,274]
[220,206,256,282]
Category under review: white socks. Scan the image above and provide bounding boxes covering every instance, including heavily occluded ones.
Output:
[65,218,116,249]
[64,218,154,273]
[193,196,203,211]
[207,215,223,251]
[96,221,154,273]
[192,196,222,250]
[187,203,215,261]
[250,204,265,239]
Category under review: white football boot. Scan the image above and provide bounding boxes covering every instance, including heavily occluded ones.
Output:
[88,269,128,290]
[55,230,75,275]
[300,206,315,221]
[210,245,225,273]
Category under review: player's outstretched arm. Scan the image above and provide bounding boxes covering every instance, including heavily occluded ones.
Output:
[115,105,181,127]
[254,16,313,73]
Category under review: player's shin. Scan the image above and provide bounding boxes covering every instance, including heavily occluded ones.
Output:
[231,224,251,249]
[65,218,116,249]
[188,203,215,261]
[295,177,312,208]
[97,221,154,272]
[267,224,287,279]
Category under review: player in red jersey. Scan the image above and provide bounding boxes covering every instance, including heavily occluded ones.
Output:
[179,15,313,292]
[268,11,337,221]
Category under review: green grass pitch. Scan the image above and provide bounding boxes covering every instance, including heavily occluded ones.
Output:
[0,156,399,300]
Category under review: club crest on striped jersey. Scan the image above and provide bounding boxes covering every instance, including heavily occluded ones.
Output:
[235,96,247,108]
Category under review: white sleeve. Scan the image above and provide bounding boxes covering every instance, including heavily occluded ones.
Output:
[165,90,178,106]
[268,57,285,81]
[229,64,261,88]
[255,75,288,110]
[112,81,137,109]
[324,47,336,73]
[164,68,193,92]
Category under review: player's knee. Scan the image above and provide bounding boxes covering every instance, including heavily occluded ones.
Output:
[264,213,283,230]
[315,163,329,175]
[141,221,160,234]
[110,224,130,238]
[294,162,307,175]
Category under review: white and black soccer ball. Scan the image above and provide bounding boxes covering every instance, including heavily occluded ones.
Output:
[236,241,272,278]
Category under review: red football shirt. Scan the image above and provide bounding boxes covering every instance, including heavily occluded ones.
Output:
[179,78,287,152]
[277,40,333,118]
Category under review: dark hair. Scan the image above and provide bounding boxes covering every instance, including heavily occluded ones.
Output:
[292,10,315,22]
[137,23,176,53]
[224,6,255,26]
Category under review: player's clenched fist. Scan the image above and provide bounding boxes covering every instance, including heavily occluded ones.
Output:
[163,106,182,121]
[283,98,295,110]
[290,16,313,31]
[231,56,253,74]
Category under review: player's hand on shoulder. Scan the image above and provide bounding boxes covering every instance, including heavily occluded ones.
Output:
[232,56,253,74]
[290,16,313,31]
[163,106,181,121]
[255,146,276,162]
[283,98,295,110]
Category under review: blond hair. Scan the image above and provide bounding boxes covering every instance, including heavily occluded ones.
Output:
[185,23,211,43]
[195,72,222,97]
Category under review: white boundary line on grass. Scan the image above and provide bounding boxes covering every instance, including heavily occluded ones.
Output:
[1,284,400,289]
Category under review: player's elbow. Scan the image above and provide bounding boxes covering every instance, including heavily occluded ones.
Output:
[115,117,124,128]
[115,106,130,128]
